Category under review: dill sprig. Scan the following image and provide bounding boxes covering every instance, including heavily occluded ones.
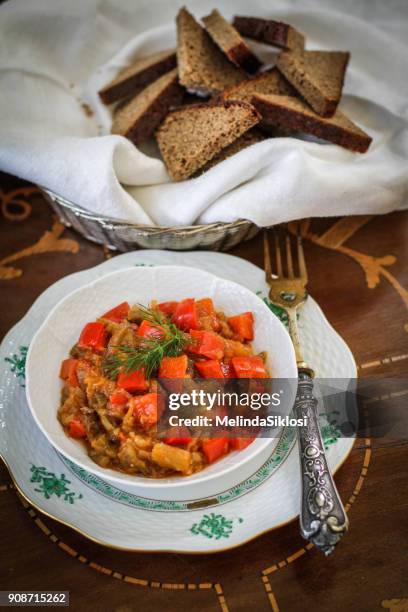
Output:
[103,304,190,380]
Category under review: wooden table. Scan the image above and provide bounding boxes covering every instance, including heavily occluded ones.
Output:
[1,172,407,612]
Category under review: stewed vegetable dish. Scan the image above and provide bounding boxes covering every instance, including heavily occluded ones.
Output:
[58,298,269,477]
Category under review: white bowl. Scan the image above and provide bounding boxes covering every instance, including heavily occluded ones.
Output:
[26,266,297,501]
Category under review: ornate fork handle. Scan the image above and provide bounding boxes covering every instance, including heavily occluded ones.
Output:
[294,371,349,555]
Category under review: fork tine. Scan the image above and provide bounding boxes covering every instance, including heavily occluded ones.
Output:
[274,229,283,277]
[285,232,294,278]
[263,230,273,280]
[296,226,308,283]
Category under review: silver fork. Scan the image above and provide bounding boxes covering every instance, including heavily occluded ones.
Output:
[263,225,349,555]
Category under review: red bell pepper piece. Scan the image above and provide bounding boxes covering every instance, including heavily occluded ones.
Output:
[188,330,224,361]
[164,436,193,446]
[117,368,149,392]
[68,416,87,439]
[164,426,192,446]
[101,301,130,323]
[195,359,224,378]
[202,438,229,463]
[137,319,165,340]
[109,391,129,405]
[231,356,268,378]
[159,354,188,378]
[60,358,79,387]
[78,322,107,352]
[172,298,199,331]
[227,312,254,341]
[157,301,179,317]
[130,393,163,429]
[229,437,255,451]
[109,391,130,417]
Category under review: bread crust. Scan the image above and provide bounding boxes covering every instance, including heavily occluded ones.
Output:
[233,16,305,51]
[111,70,183,145]
[99,50,177,105]
[202,9,261,74]
[252,94,371,153]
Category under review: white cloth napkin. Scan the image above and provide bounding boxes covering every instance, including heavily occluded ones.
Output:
[0,0,407,227]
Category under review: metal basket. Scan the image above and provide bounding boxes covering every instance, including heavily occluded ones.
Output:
[42,188,259,252]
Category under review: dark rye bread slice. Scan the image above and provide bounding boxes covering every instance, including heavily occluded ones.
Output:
[233,16,305,51]
[156,100,260,181]
[202,9,261,74]
[99,49,176,105]
[220,67,296,104]
[195,128,266,175]
[111,69,182,145]
[177,7,246,96]
[252,94,372,153]
[277,50,350,117]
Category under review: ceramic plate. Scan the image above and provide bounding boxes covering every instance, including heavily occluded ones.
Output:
[0,251,356,552]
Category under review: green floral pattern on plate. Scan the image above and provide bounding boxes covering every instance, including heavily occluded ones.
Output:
[190,513,243,540]
[30,465,83,504]
[5,345,28,387]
